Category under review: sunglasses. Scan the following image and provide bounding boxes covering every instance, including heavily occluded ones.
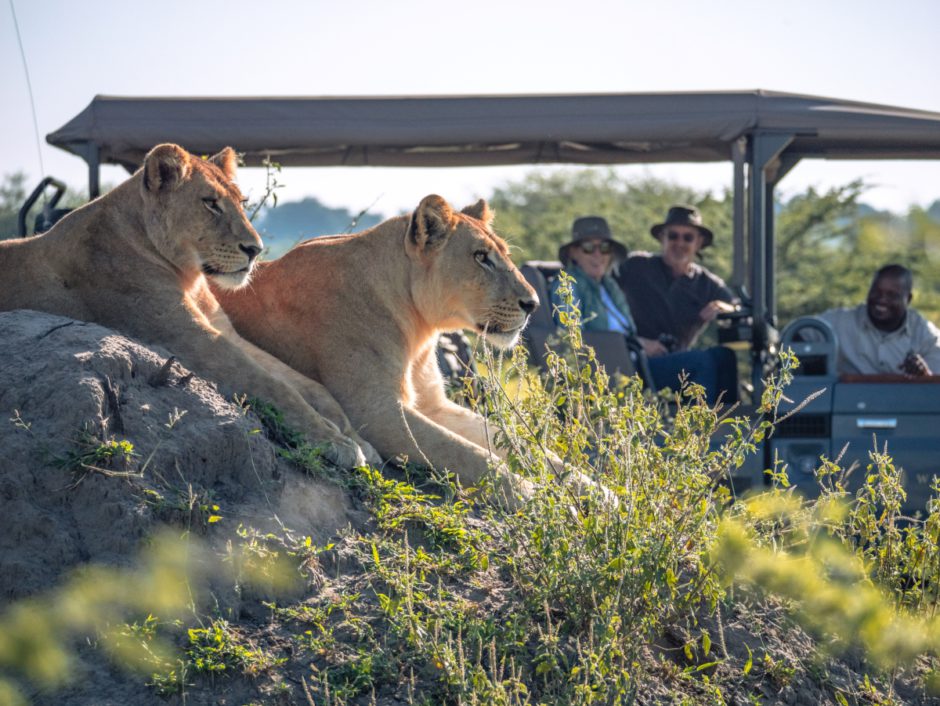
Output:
[665,230,698,244]
[578,240,613,255]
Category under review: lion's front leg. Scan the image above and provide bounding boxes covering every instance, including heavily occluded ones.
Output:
[206,308,380,465]
[412,348,571,484]
[322,354,530,505]
[352,396,532,506]
[155,310,370,468]
[411,345,505,457]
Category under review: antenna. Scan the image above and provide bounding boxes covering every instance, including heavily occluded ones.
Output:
[9,0,46,183]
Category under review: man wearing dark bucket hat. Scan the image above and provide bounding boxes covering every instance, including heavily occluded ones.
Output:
[612,205,739,404]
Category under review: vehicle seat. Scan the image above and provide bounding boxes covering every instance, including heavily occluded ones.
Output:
[780,316,838,377]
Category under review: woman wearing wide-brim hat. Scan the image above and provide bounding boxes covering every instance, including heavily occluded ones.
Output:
[613,204,740,404]
[550,216,634,334]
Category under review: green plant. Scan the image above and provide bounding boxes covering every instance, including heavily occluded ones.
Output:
[140,486,222,530]
[183,619,284,677]
[56,426,138,477]
[242,396,331,477]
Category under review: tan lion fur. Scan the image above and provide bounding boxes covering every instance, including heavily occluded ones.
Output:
[0,143,376,468]
[215,194,542,501]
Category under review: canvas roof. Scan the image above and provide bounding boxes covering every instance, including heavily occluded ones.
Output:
[47,89,940,172]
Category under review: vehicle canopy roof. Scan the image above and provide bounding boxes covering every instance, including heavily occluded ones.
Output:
[46,89,940,171]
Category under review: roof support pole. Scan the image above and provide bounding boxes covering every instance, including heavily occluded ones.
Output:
[69,142,101,199]
[87,146,100,199]
[764,153,801,327]
[730,138,747,290]
[748,132,793,397]
[764,179,776,326]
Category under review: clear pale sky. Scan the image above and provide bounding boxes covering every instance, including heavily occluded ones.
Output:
[3,0,940,218]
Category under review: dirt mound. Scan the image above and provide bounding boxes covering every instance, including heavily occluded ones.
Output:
[0,309,362,602]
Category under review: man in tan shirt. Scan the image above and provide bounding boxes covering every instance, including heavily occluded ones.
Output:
[818,264,940,377]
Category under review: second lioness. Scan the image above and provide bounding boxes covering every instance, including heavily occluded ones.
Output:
[216,195,539,500]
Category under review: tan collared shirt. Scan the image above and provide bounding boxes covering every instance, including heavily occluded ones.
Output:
[819,304,940,375]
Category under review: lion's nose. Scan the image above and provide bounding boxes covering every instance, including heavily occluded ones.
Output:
[519,295,538,315]
[239,243,262,261]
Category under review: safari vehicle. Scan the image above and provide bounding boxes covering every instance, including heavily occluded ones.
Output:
[36,90,940,513]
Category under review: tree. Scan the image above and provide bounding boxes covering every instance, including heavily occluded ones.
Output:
[253,196,383,259]
[773,181,871,323]
[0,172,28,239]
[488,168,733,279]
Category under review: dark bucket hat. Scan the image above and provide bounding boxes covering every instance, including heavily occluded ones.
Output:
[558,216,628,264]
[650,205,714,248]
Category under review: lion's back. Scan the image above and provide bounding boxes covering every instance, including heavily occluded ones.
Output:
[0,194,143,321]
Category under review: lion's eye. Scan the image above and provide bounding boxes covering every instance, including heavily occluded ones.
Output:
[475,250,495,271]
[202,198,223,215]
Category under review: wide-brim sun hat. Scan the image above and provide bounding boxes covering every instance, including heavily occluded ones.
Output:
[558,216,628,264]
[650,205,714,248]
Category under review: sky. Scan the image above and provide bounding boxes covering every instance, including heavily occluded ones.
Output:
[3,0,940,220]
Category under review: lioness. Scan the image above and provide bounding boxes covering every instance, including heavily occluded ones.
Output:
[215,195,541,501]
[0,143,375,468]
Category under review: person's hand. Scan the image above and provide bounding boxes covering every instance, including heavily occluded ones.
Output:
[639,336,668,357]
[900,351,932,377]
[699,299,736,323]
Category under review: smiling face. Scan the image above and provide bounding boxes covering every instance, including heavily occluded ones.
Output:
[866,272,911,332]
[659,225,705,275]
[568,239,613,282]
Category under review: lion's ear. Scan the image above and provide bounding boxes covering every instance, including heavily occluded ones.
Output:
[407,195,456,254]
[143,144,192,193]
[460,198,493,225]
[209,147,238,180]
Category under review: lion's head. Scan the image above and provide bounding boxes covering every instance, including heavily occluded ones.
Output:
[405,195,538,349]
[140,144,262,290]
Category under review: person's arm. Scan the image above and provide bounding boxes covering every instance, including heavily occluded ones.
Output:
[638,336,668,357]
[900,352,932,377]
[698,299,737,323]
[698,276,738,323]
[912,319,940,375]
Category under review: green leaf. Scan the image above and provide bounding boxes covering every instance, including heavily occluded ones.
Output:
[605,557,626,573]
[743,644,753,675]
[694,661,720,672]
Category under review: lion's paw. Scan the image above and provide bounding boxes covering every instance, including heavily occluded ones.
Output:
[321,436,369,468]
[357,439,383,467]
